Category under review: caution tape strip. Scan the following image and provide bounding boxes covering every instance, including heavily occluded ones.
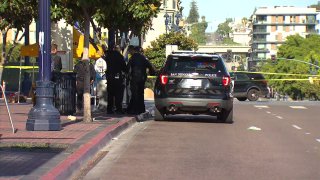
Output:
[1,67,318,81]
[231,71,320,77]
[0,65,39,69]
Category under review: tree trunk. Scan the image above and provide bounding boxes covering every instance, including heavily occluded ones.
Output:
[0,30,8,82]
[1,30,7,63]
[82,8,92,122]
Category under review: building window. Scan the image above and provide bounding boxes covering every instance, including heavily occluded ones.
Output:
[292,25,295,31]
[290,16,296,23]
[172,0,176,9]
[163,0,167,8]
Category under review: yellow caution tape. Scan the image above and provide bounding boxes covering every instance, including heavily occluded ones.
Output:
[0,65,39,69]
[147,76,157,78]
[232,71,320,77]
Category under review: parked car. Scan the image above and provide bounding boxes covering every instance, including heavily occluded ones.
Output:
[154,52,234,123]
[230,72,269,101]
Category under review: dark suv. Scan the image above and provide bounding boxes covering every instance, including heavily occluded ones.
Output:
[230,72,269,101]
[154,52,233,123]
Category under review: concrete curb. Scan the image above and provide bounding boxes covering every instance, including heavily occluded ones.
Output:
[38,110,153,180]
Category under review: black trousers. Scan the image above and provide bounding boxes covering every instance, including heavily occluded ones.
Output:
[128,80,145,114]
[76,81,84,111]
[107,78,124,112]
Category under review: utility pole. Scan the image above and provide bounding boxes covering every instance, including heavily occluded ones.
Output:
[26,0,61,131]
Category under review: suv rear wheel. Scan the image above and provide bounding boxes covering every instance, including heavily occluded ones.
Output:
[154,107,164,121]
[217,108,233,123]
[247,89,260,101]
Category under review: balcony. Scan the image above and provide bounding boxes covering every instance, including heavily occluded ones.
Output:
[252,48,270,53]
[252,38,267,43]
[253,29,269,35]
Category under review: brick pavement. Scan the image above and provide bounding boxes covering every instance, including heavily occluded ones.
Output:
[0,102,152,179]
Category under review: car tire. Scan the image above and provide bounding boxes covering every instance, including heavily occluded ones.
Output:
[237,97,247,101]
[217,108,233,124]
[247,89,260,101]
[154,107,164,121]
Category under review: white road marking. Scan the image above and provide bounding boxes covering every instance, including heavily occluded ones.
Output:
[276,116,283,119]
[306,133,311,135]
[266,111,271,113]
[290,106,307,109]
[254,105,269,108]
[248,126,262,131]
[316,139,320,143]
[292,125,302,130]
[272,114,277,116]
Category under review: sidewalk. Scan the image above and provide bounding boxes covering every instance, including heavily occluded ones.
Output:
[0,101,153,180]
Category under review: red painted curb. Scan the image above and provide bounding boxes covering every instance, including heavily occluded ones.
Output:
[40,117,135,180]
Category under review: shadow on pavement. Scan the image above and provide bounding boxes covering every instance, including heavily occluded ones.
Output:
[0,147,63,177]
[161,114,226,124]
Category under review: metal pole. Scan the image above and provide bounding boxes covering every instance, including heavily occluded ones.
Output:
[18,57,22,103]
[26,0,61,131]
[0,84,15,134]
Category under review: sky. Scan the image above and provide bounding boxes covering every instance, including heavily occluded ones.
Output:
[181,0,318,32]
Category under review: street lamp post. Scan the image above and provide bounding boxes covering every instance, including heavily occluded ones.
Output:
[175,13,181,27]
[164,12,169,34]
[26,0,61,131]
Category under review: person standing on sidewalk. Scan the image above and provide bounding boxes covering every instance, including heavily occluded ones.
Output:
[127,46,155,115]
[74,58,96,112]
[51,43,62,81]
[105,45,127,114]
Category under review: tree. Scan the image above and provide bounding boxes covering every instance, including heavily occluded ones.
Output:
[54,0,162,122]
[216,18,233,38]
[186,0,199,24]
[189,16,208,45]
[309,1,320,11]
[0,0,37,62]
[261,34,320,100]
[94,0,161,47]
[52,0,119,122]
[144,32,198,70]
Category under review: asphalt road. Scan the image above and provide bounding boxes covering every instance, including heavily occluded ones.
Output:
[83,101,320,180]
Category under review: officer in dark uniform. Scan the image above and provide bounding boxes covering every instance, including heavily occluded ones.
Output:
[74,59,96,112]
[51,43,62,82]
[105,46,127,114]
[127,46,155,114]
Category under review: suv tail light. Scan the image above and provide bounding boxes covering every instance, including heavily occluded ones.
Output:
[160,74,168,85]
[222,76,231,87]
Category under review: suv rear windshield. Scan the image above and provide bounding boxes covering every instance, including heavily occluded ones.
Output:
[166,56,226,74]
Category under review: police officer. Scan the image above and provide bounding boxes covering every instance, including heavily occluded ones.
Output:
[74,59,96,112]
[105,46,127,114]
[127,46,155,115]
[51,43,62,82]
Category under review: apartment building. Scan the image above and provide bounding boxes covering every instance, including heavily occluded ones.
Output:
[250,6,317,61]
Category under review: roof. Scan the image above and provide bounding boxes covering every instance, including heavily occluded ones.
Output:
[255,6,317,15]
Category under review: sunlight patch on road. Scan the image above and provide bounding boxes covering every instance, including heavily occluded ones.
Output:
[254,105,269,109]
[289,106,307,109]
[292,125,302,130]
